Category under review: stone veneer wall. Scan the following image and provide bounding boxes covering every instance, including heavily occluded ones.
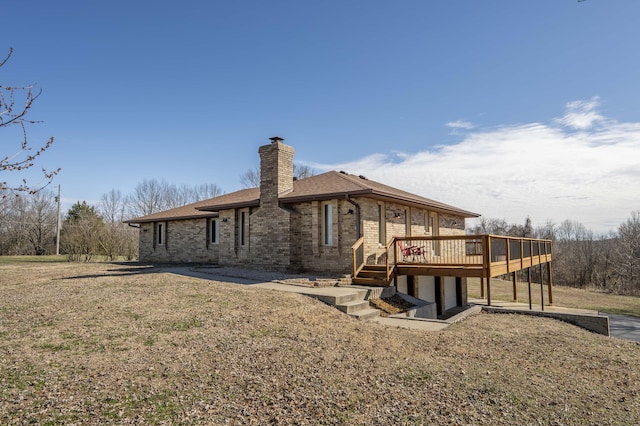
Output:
[138,218,219,263]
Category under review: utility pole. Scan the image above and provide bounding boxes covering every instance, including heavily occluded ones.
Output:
[55,184,61,256]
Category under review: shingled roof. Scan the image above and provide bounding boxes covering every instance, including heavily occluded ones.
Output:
[277,171,479,217]
[127,171,478,224]
[124,188,259,224]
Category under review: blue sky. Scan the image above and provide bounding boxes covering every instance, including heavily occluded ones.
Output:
[3,0,639,233]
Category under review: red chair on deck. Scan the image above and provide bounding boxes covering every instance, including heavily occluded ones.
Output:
[398,239,425,262]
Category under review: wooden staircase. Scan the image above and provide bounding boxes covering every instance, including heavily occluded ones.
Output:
[352,264,392,287]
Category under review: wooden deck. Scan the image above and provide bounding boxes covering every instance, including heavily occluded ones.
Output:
[352,235,554,306]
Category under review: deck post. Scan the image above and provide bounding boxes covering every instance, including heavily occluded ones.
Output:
[539,263,544,311]
[456,277,466,307]
[480,277,485,298]
[435,276,445,316]
[527,267,532,310]
[506,237,511,274]
[547,261,553,305]
[485,235,492,306]
[512,271,518,302]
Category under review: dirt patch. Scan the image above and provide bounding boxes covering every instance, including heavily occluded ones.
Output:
[1,262,639,424]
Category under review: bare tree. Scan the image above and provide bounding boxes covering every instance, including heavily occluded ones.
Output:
[127,179,168,217]
[61,201,105,262]
[1,48,59,195]
[127,179,225,218]
[239,164,315,188]
[99,189,138,261]
[468,217,509,235]
[0,190,56,255]
[20,189,56,255]
[613,211,640,294]
[193,183,223,200]
[239,168,260,188]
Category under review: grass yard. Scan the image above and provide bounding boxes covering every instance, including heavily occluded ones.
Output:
[467,277,640,318]
[0,255,68,264]
[0,261,639,424]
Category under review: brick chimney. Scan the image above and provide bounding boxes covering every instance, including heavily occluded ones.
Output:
[251,136,295,271]
[258,136,294,207]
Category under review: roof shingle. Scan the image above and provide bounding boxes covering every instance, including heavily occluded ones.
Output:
[126,171,478,223]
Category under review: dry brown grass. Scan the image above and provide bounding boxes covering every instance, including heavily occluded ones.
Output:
[1,262,639,425]
[468,277,640,318]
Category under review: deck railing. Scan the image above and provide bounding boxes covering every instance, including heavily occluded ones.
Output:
[394,235,552,274]
[352,234,552,280]
[351,237,365,277]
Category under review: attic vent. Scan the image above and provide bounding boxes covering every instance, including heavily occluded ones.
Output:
[359,175,367,180]
[339,170,347,174]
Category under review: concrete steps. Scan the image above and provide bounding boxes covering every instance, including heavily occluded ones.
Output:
[311,286,388,321]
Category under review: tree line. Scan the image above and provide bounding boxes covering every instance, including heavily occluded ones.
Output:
[0,179,224,261]
[0,163,314,260]
[3,168,638,297]
[469,213,640,296]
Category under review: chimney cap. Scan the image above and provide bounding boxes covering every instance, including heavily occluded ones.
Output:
[269,136,285,143]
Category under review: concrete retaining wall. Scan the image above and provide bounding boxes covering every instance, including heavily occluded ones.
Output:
[482,306,610,336]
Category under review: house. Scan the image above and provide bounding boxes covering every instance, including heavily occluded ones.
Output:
[126,137,499,317]
[126,137,479,275]
[126,137,555,318]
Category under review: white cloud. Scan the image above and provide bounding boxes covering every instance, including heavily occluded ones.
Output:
[313,99,640,234]
[555,96,604,130]
[446,120,475,130]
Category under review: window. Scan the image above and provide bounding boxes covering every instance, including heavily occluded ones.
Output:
[378,203,386,244]
[240,211,246,246]
[157,222,164,245]
[322,203,333,246]
[405,208,410,236]
[322,203,333,245]
[210,218,219,244]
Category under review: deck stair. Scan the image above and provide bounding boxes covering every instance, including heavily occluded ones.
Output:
[352,264,392,286]
[313,287,383,320]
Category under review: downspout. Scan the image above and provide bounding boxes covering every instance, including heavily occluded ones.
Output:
[345,195,361,239]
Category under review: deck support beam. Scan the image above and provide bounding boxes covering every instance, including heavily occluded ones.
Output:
[539,263,545,311]
[527,267,532,310]
[547,261,553,305]
[435,276,445,316]
[512,272,518,302]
